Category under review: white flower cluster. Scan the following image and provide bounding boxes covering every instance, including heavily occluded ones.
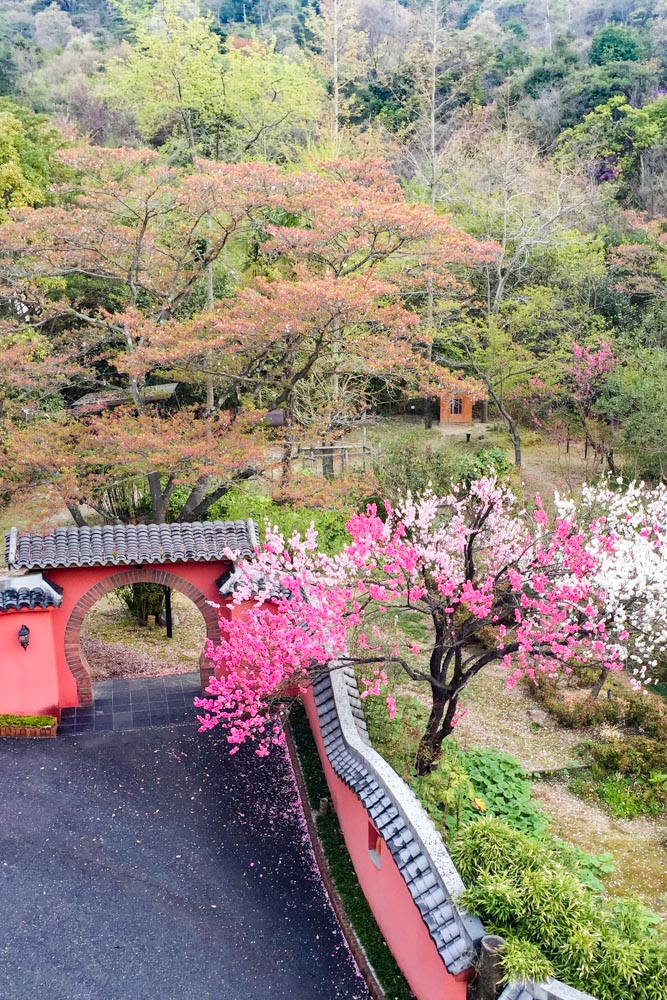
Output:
[559,478,667,687]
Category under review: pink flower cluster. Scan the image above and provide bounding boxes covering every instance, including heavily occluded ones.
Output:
[198,476,666,756]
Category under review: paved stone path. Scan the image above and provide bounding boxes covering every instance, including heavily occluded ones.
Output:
[59,672,203,735]
[0,718,370,999]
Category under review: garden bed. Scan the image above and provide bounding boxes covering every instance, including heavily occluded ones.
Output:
[0,714,57,738]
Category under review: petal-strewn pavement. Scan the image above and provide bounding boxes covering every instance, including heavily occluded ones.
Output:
[0,723,370,1000]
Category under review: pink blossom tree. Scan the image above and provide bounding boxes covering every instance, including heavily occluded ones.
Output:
[197,477,659,774]
[567,340,617,470]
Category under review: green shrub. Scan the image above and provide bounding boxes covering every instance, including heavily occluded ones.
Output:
[527,672,667,738]
[499,936,554,986]
[624,695,667,740]
[545,837,615,894]
[413,744,483,835]
[209,487,351,554]
[451,817,667,1000]
[0,714,56,728]
[371,431,511,505]
[363,692,428,780]
[413,745,548,837]
[462,748,549,837]
[573,735,667,818]
[116,582,165,626]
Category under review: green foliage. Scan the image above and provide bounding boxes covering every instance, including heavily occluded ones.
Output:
[411,742,548,837]
[589,25,649,67]
[210,487,351,555]
[0,97,64,214]
[602,348,667,480]
[573,734,667,818]
[363,691,429,780]
[545,837,616,895]
[452,817,667,1000]
[498,936,554,986]
[520,35,581,99]
[414,744,484,835]
[371,431,511,506]
[102,1,322,159]
[0,713,56,728]
[462,747,549,837]
[115,582,165,626]
[528,671,667,738]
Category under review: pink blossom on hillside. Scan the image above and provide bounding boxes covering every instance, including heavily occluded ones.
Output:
[198,477,665,770]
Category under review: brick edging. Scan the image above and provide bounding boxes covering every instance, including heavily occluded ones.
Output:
[284,719,388,1000]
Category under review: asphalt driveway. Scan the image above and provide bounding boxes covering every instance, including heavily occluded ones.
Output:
[0,724,369,1000]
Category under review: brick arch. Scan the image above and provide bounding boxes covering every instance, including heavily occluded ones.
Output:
[63,568,220,706]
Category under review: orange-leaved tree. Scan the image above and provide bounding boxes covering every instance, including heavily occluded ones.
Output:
[0,149,497,525]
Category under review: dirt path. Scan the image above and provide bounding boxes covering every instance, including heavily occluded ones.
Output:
[452,662,582,770]
[533,782,667,918]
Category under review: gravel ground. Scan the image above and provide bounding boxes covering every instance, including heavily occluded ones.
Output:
[0,725,369,1000]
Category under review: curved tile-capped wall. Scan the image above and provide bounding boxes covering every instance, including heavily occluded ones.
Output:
[5,520,260,570]
[311,663,599,1000]
[313,664,484,977]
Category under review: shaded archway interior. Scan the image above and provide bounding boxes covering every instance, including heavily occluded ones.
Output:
[64,568,221,706]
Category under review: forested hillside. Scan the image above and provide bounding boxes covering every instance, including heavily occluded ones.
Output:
[3,0,667,519]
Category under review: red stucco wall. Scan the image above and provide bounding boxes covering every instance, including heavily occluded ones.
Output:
[301,686,468,1000]
[39,561,228,712]
[0,609,60,716]
[440,394,474,424]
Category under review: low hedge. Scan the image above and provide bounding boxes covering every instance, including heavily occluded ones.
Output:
[0,713,56,728]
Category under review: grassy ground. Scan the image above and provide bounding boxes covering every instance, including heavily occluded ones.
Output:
[81,591,206,679]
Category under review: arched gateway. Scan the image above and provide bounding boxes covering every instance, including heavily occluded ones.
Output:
[0,520,258,718]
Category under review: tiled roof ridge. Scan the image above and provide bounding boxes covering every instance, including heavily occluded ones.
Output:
[0,572,63,614]
[313,664,599,1000]
[5,520,260,570]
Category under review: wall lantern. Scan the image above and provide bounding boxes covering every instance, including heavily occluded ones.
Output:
[18,624,30,651]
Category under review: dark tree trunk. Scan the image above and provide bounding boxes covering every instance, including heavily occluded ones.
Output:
[415,693,449,776]
[147,471,168,524]
[591,666,609,700]
[66,502,88,527]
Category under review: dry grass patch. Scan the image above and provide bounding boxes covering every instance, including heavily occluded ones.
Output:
[81,591,206,679]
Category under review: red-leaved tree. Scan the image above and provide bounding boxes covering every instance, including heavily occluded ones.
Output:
[0,149,496,523]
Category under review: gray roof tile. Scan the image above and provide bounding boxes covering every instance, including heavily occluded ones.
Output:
[5,521,258,570]
[0,573,63,614]
[310,668,479,978]
[0,586,57,612]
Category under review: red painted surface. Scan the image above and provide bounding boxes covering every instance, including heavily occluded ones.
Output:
[0,560,231,716]
[302,686,469,1000]
[0,609,60,716]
